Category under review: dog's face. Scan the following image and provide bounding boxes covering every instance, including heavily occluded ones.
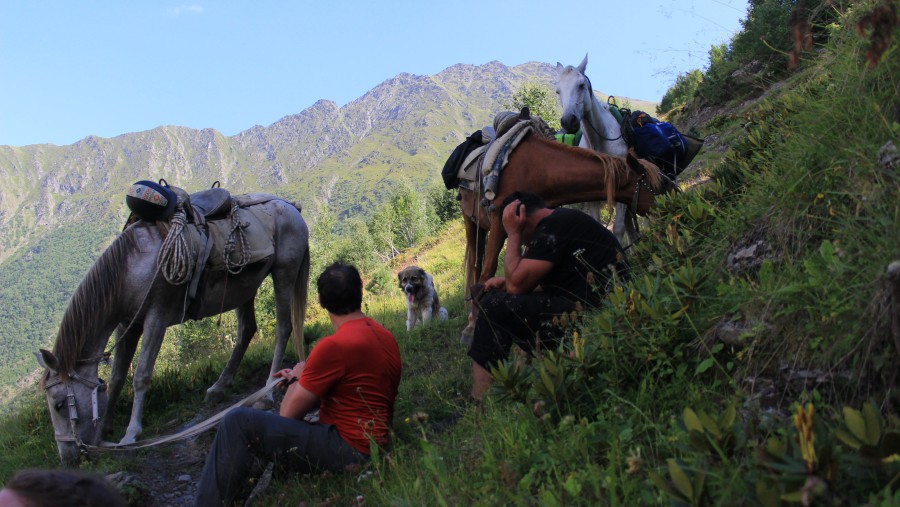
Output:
[398,266,427,297]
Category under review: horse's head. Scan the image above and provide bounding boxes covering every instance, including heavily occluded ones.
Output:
[37,349,108,467]
[556,54,592,134]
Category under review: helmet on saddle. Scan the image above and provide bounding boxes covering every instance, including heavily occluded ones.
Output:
[125,179,178,221]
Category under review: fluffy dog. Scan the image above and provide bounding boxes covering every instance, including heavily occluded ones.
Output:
[398,265,448,331]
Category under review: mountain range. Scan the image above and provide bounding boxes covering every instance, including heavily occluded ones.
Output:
[0,60,657,394]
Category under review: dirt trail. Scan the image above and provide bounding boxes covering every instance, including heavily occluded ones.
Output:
[103,366,278,506]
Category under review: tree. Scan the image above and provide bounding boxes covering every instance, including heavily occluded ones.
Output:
[658,70,704,116]
[505,82,561,131]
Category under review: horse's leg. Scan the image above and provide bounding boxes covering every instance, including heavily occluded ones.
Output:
[612,202,628,245]
[120,318,168,445]
[101,324,141,439]
[205,299,258,405]
[461,218,487,345]
[585,201,604,222]
[254,271,298,409]
[480,216,506,283]
[624,207,641,246]
[463,218,477,299]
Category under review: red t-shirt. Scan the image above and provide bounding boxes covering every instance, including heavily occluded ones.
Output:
[299,317,402,454]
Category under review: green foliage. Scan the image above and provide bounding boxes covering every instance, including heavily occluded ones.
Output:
[368,180,440,263]
[658,70,704,116]
[427,183,459,226]
[505,81,562,131]
[695,0,796,104]
[651,400,900,506]
[0,220,116,388]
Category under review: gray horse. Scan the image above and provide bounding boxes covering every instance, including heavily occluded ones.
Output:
[556,54,639,246]
[37,196,309,466]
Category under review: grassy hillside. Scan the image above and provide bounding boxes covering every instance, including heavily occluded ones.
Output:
[1,2,898,505]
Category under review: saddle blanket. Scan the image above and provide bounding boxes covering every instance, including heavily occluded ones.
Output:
[456,120,536,201]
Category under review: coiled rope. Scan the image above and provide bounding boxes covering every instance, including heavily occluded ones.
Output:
[224,202,249,275]
[157,206,193,285]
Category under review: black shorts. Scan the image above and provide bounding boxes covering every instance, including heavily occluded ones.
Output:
[467,291,580,369]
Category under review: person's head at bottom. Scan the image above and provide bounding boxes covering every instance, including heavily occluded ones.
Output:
[0,469,126,507]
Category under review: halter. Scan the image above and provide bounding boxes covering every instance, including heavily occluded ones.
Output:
[42,355,107,453]
[621,163,668,251]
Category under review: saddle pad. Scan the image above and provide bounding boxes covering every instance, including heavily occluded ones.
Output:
[233,193,301,212]
[205,204,277,271]
[456,145,489,183]
[481,121,535,200]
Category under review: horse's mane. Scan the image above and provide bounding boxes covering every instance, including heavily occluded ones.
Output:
[530,134,632,208]
[50,225,140,379]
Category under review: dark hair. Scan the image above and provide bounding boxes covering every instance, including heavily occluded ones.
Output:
[4,469,126,507]
[316,263,363,315]
[499,191,546,217]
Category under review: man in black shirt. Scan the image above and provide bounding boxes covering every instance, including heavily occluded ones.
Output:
[468,191,628,401]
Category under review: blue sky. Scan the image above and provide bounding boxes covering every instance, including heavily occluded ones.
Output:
[0,1,748,147]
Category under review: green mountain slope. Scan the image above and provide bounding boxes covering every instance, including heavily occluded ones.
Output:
[0,60,654,391]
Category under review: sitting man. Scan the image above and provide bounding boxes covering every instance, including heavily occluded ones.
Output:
[195,263,402,506]
[468,191,628,401]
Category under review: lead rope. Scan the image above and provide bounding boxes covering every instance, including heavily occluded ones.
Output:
[93,378,283,451]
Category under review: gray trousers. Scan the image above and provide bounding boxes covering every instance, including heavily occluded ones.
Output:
[194,407,367,506]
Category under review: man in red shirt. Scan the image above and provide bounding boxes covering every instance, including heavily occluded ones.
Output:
[195,263,402,506]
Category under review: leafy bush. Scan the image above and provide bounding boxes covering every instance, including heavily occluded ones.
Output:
[696,0,795,104]
[658,70,704,116]
[505,81,562,131]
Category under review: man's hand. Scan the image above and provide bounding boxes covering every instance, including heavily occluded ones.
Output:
[273,361,305,390]
[501,199,527,238]
[484,276,507,292]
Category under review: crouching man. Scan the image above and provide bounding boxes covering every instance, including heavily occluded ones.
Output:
[195,263,402,506]
[468,191,628,401]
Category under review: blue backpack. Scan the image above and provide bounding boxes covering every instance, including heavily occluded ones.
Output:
[619,109,702,180]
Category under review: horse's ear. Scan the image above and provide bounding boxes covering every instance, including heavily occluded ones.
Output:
[519,106,531,120]
[556,62,564,73]
[577,54,588,74]
[626,150,643,172]
[36,349,58,372]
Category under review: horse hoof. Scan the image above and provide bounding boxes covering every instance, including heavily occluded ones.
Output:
[460,323,475,346]
[205,389,225,405]
[119,434,137,446]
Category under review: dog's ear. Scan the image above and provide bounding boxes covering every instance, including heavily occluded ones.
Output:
[398,271,404,286]
[417,268,427,279]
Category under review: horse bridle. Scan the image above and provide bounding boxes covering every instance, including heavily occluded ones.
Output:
[581,74,623,143]
[42,355,107,451]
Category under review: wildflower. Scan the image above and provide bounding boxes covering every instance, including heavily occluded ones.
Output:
[626,451,643,475]
[793,402,817,471]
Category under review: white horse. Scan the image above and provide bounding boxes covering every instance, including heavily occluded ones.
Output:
[556,54,638,245]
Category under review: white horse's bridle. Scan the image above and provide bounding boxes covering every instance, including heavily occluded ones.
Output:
[42,357,107,451]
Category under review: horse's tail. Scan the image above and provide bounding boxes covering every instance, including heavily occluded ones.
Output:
[291,243,310,360]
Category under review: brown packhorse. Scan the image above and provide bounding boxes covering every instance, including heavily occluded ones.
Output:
[459,131,672,302]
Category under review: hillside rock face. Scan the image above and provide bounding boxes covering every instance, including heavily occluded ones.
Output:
[0,61,565,263]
